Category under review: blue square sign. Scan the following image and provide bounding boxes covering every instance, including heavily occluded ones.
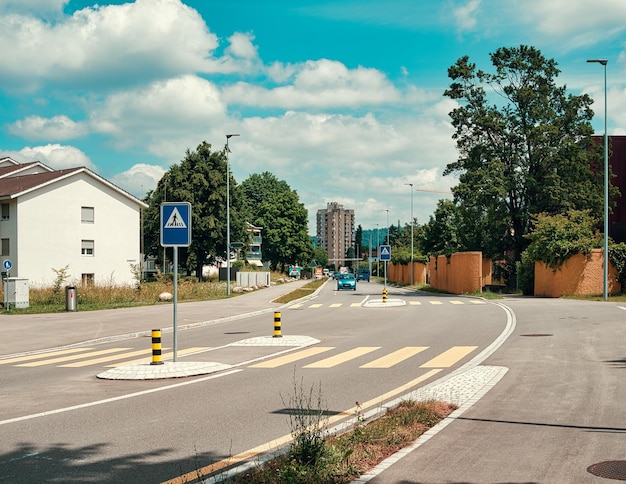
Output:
[160,202,192,247]
[379,244,391,261]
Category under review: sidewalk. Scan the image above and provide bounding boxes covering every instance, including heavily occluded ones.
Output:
[0,278,315,357]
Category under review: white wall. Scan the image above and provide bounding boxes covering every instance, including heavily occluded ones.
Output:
[17,172,142,287]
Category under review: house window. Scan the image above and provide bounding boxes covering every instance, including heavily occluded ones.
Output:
[1,203,9,220]
[81,240,94,256]
[81,273,94,286]
[1,238,8,256]
[81,206,94,223]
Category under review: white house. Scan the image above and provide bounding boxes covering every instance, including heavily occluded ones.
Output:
[0,157,148,287]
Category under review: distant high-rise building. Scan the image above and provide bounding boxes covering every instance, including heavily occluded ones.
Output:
[316,202,354,268]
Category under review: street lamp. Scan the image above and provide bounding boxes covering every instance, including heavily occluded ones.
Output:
[405,183,414,285]
[225,133,240,296]
[587,59,608,300]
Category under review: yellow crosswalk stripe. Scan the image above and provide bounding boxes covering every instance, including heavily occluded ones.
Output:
[289,303,304,309]
[409,301,422,305]
[60,348,163,367]
[360,346,429,368]
[469,300,486,304]
[0,347,92,365]
[303,347,380,368]
[17,348,132,367]
[449,301,464,304]
[105,347,210,367]
[429,301,443,305]
[249,347,335,368]
[309,303,323,308]
[329,303,342,308]
[350,303,361,307]
[420,346,478,368]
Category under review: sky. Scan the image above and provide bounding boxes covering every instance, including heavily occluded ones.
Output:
[1,0,626,235]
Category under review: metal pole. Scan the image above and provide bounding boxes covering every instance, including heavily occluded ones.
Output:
[587,59,608,300]
[225,134,240,296]
[173,246,178,362]
[405,183,414,285]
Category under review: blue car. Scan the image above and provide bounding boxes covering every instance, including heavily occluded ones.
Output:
[336,273,357,290]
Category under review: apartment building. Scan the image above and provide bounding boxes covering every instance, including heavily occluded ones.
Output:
[316,202,354,268]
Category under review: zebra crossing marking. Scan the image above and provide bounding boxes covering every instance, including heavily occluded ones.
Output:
[17,348,132,367]
[0,347,92,365]
[360,346,429,368]
[420,346,478,368]
[303,347,380,368]
[249,347,335,368]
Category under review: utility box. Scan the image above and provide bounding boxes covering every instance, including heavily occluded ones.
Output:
[4,278,30,309]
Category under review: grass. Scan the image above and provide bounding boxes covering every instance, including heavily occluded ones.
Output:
[0,271,295,314]
[273,278,327,304]
[226,399,456,483]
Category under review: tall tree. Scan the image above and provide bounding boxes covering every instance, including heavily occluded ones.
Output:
[444,45,608,263]
[239,172,312,271]
[143,141,249,278]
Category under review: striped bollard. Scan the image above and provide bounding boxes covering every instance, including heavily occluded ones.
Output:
[151,329,164,365]
[273,311,282,338]
[382,288,388,303]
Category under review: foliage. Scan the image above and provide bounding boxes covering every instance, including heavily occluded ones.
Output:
[420,199,464,256]
[239,172,312,271]
[273,278,326,304]
[51,265,71,294]
[524,209,601,269]
[608,242,626,287]
[517,253,535,296]
[142,141,250,279]
[312,246,329,268]
[443,45,610,264]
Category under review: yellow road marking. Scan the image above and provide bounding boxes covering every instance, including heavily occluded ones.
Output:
[303,347,380,368]
[469,300,486,304]
[105,347,210,366]
[60,348,163,367]
[449,301,464,304]
[350,302,361,307]
[0,347,92,365]
[329,303,342,308]
[429,301,443,305]
[420,346,478,368]
[249,347,335,368]
[309,303,323,308]
[360,346,429,368]
[410,301,422,305]
[289,303,303,308]
[160,368,442,484]
[17,348,132,367]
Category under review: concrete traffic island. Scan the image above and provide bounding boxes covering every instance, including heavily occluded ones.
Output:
[96,361,234,380]
[364,298,406,308]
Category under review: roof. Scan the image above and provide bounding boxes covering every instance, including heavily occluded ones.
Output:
[0,161,54,179]
[0,166,148,208]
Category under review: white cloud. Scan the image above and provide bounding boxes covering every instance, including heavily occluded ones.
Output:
[0,0,67,17]
[110,163,165,198]
[0,0,219,91]
[7,115,87,141]
[2,144,96,171]
[224,59,401,108]
[453,0,481,32]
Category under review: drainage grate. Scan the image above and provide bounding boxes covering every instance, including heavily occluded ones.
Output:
[588,461,626,480]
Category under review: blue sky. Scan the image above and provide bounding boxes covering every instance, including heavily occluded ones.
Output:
[1,0,625,234]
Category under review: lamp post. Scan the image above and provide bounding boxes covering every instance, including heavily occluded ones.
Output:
[225,134,240,296]
[405,183,414,285]
[587,59,608,301]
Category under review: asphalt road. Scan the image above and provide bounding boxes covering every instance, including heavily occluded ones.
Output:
[2,281,622,483]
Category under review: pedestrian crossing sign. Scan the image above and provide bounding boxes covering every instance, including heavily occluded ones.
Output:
[379,244,391,261]
[160,202,192,247]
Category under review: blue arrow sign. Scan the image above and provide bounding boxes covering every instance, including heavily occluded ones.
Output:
[379,245,391,261]
[160,202,192,247]
[2,259,12,271]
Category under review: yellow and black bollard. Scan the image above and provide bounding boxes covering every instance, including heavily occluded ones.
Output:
[273,311,282,338]
[382,288,388,303]
[150,329,164,365]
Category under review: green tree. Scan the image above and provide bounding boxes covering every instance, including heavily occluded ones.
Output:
[143,141,250,278]
[312,246,329,268]
[444,45,609,264]
[421,199,464,256]
[239,172,312,271]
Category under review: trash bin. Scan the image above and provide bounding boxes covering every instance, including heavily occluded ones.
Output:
[65,285,77,311]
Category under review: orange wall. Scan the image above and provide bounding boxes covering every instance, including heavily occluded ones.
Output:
[388,262,427,284]
[426,252,485,294]
[534,249,621,297]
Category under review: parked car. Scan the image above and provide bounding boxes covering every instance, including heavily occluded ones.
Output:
[336,273,357,290]
[357,268,370,282]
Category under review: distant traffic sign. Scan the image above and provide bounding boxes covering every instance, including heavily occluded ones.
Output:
[2,259,11,271]
[160,202,192,247]
[379,245,391,261]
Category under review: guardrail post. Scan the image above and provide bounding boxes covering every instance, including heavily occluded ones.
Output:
[273,311,282,338]
[151,329,164,365]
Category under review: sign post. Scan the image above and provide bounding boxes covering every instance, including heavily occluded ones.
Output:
[160,202,191,362]
[3,259,11,312]
[379,245,391,288]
